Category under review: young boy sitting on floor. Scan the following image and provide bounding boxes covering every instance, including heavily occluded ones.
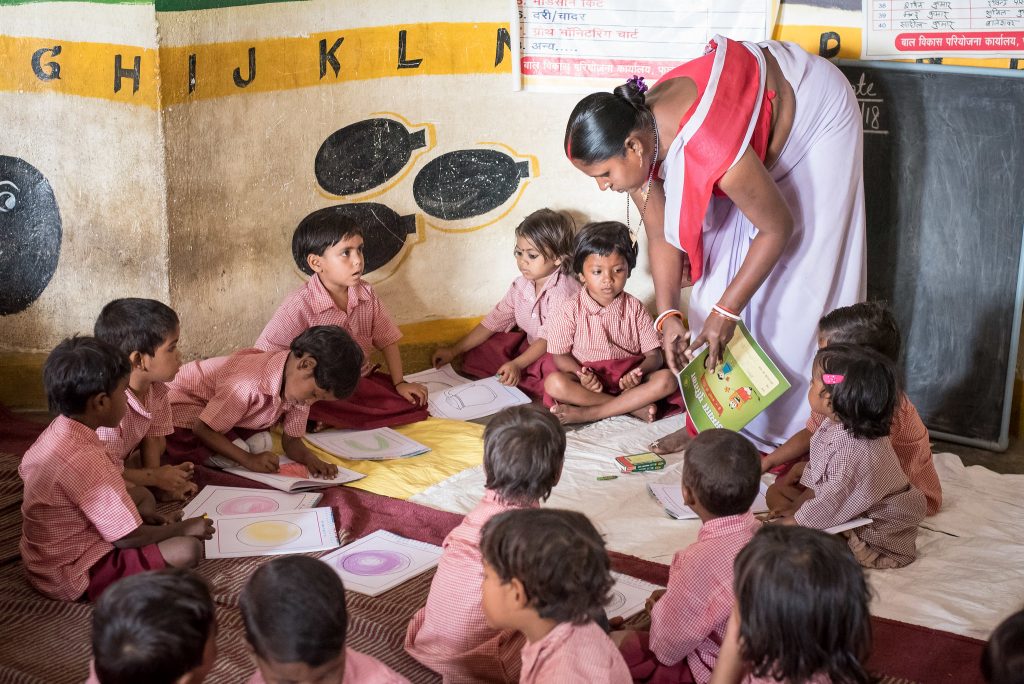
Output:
[617,429,763,683]
[543,221,678,424]
[405,404,566,682]
[480,508,631,684]
[19,337,213,602]
[87,569,217,684]
[255,210,428,429]
[166,325,361,478]
[242,555,409,683]
[94,298,196,501]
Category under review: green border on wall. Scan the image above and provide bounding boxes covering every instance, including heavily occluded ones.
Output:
[0,0,304,8]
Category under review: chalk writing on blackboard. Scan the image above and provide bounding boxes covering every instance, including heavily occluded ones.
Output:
[0,156,62,316]
[293,203,418,276]
[315,117,433,197]
[413,149,532,221]
[850,72,889,135]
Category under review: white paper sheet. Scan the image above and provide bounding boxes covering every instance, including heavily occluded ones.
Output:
[182,485,321,519]
[825,518,873,535]
[406,364,472,392]
[205,507,339,559]
[648,481,769,520]
[607,572,665,621]
[222,455,364,492]
[320,529,443,596]
[304,427,430,461]
[407,364,531,420]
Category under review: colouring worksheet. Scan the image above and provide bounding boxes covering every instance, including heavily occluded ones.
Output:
[205,507,339,559]
[405,364,470,393]
[406,364,530,420]
[319,529,443,596]
[304,427,430,461]
[182,485,321,519]
[607,572,665,621]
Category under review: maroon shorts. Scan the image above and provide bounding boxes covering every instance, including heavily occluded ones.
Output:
[308,370,429,429]
[619,630,696,683]
[86,543,167,601]
[164,425,253,467]
[461,331,549,400]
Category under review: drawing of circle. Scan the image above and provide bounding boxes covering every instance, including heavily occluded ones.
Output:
[237,521,302,547]
[339,550,411,576]
[606,590,626,613]
[216,496,281,516]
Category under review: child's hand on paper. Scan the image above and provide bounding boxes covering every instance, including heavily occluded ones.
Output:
[306,456,339,479]
[241,451,280,474]
[619,367,644,391]
[182,516,215,540]
[496,361,521,386]
[397,381,428,406]
[432,347,455,368]
[577,367,603,393]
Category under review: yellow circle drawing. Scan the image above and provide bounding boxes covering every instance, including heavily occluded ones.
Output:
[237,520,302,547]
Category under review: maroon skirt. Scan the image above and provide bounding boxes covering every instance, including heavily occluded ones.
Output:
[308,370,429,429]
[461,331,548,400]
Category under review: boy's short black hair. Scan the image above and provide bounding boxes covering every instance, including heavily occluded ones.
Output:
[292,207,363,276]
[43,336,131,416]
[818,301,902,362]
[484,405,565,506]
[815,343,899,440]
[289,325,363,399]
[983,608,1024,684]
[734,525,872,684]
[241,556,347,668]
[571,221,638,275]
[481,508,613,625]
[682,429,761,516]
[94,298,180,357]
[92,569,214,684]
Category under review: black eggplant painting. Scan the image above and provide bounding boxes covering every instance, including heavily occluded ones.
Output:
[315,117,431,196]
[413,149,531,221]
[293,203,417,276]
[0,155,62,315]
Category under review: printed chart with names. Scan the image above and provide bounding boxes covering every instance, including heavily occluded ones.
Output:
[865,0,1024,57]
[517,0,775,91]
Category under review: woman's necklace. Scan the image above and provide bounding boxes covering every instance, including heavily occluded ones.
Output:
[626,119,660,246]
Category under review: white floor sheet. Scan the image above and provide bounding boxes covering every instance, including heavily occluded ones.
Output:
[410,414,1024,641]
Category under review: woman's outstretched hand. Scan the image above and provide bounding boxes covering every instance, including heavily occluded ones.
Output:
[661,316,691,373]
[686,314,737,370]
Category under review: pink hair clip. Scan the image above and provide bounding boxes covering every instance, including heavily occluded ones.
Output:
[822,373,845,385]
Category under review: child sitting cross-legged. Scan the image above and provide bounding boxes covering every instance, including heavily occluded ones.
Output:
[710,525,873,684]
[242,555,409,684]
[19,337,213,602]
[761,301,942,515]
[769,343,927,568]
[543,221,679,424]
[166,325,361,478]
[255,210,428,429]
[87,569,217,684]
[405,404,566,683]
[616,429,763,684]
[94,298,196,501]
[479,508,631,684]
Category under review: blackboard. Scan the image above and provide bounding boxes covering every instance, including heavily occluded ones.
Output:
[838,61,1024,450]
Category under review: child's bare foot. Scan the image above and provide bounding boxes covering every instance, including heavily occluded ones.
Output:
[650,427,691,454]
[550,403,592,425]
[629,403,657,423]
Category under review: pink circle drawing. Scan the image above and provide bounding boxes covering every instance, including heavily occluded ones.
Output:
[216,496,281,516]
[339,550,412,576]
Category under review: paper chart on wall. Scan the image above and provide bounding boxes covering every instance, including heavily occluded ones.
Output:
[205,507,339,559]
[182,485,322,519]
[319,529,443,596]
[406,365,531,420]
[607,572,665,621]
[304,427,431,461]
[648,481,769,520]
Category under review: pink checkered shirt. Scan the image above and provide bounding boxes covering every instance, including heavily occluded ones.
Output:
[167,349,310,438]
[796,418,926,566]
[19,416,142,601]
[545,289,662,363]
[481,272,581,345]
[649,512,761,683]
[247,647,409,683]
[404,490,527,682]
[520,620,631,684]
[255,274,401,377]
[807,393,941,515]
[97,382,173,467]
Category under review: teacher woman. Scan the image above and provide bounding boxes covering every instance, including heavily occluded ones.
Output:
[564,36,866,452]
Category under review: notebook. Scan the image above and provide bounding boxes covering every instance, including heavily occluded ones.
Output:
[304,427,430,461]
[222,456,364,492]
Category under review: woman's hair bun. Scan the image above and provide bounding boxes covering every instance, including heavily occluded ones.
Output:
[614,75,648,108]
